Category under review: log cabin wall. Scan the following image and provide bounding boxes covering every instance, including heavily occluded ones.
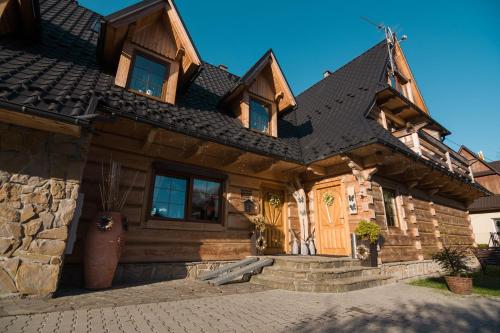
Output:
[65,120,293,265]
[370,176,473,263]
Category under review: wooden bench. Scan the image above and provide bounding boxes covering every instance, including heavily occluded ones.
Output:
[473,247,500,273]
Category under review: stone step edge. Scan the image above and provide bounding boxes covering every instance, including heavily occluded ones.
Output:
[269,257,359,264]
[251,274,394,287]
[262,266,380,274]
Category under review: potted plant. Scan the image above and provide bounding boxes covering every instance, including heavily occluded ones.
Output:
[84,160,137,289]
[354,220,381,267]
[432,247,472,294]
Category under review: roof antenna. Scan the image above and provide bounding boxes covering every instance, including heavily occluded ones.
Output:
[361,17,408,76]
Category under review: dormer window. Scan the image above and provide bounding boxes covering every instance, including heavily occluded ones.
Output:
[128,53,169,99]
[250,98,270,133]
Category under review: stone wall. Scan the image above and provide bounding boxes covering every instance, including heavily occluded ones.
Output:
[0,123,90,297]
[380,260,441,281]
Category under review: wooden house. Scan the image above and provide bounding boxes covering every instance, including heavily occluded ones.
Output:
[459,146,500,245]
[0,0,488,296]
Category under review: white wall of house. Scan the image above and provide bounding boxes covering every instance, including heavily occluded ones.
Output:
[470,211,500,245]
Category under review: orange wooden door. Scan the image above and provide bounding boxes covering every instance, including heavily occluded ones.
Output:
[262,189,285,254]
[315,185,349,255]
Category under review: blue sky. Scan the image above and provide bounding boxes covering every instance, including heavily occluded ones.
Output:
[81,0,500,161]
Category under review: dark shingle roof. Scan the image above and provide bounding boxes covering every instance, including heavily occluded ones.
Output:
[281,41,413,163]
[0,0,303,162]
[0,0,479,178]
[489,161,500,174]
[469,195,500,212]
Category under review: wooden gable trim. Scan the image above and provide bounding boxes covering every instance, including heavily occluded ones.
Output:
[392,41,428,114]
[165,0,201,68]
[0,108,81,137]
[100,0,200,82]
[221,50,296,112]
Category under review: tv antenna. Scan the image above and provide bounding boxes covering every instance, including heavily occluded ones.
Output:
[361,17,408,76]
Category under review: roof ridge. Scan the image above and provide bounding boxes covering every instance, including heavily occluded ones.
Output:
[296,39,388,98]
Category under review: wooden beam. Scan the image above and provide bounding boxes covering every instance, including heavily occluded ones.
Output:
[142,128,159,151]
[252,159,277,173]
[383,109,406,127]
[0,109,81,137]
[306,164,326,176]
[221,151,247,167]
[381,163,410,176]
[182,140,210,159]
[275,91,284,102]
[175,47,185,61]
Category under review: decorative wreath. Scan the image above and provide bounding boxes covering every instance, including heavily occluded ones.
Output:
[256,235,267,252]
[322,192,334,207]
[356,244,370,260]
[97,215,114,231]
[268,193,281,208]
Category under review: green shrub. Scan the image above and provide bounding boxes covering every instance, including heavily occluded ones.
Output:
[432,247,471,276]
[355,220,381,244]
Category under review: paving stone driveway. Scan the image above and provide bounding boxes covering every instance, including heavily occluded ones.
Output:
[0,282,499,332]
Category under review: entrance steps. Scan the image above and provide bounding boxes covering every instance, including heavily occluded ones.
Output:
[250,256,395,293]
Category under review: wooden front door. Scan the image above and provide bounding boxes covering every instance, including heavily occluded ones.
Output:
[262,189,285,254]
[315,184,349,255]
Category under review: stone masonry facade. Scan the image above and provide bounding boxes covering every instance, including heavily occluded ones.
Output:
[0,123,90,296]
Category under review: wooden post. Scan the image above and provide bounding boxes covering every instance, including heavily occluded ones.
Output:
[468,166,475,183]
[411,132,422,155]
[287,177,310,255]
[445,151,453,172]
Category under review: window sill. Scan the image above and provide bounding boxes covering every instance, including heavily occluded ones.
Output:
[145,218,225,231]
[127,88,166,103]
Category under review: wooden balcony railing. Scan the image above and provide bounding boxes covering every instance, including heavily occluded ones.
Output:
[394,129,474,181]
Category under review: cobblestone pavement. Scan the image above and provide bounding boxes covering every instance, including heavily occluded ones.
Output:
[0,282,499,332]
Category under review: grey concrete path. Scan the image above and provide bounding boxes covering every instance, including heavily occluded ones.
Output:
[0,282,499,332]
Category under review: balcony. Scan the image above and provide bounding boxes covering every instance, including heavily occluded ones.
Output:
[394,129,473,181]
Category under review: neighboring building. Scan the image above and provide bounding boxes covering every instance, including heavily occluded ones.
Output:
[459,146,500,245]
[0,0,487,296]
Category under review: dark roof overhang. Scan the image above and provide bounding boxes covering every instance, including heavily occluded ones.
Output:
[374,87,451,137]
[0,0,41,40]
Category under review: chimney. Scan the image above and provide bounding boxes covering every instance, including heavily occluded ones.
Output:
[219,64,228,71]
[323,70,332,78]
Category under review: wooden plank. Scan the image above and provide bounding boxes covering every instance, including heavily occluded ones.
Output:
[210,258,274,285]
[198,257,258,281]
[0,108,81,137]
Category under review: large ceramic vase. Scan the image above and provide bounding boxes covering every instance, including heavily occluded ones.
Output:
[84,211,124,289]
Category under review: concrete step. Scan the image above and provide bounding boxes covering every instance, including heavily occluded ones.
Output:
[250,274,395,293]
[260,265,381,281]
[268,256,361,270]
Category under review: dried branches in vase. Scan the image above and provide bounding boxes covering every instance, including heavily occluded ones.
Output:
[99,160,138,213]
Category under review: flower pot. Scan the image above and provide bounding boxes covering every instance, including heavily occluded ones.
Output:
[84,211,124,289]
[444,276,472,295]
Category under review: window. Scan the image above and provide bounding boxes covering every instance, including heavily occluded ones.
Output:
[151,175,187,219]
[250,98,270,133]
[494,219,500,233]
[382,188,399,227]
[128,54,169,98]
[150,171,223,223]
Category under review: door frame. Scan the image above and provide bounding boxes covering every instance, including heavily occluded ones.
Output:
[312,179,351,256]
[260,184,288,254]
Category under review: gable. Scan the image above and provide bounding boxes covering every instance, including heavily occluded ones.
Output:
[391,42,428,114]
[98,0,200,81]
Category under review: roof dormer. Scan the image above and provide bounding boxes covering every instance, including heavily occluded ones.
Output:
[97,0,201,105]
[219,50,296,137]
